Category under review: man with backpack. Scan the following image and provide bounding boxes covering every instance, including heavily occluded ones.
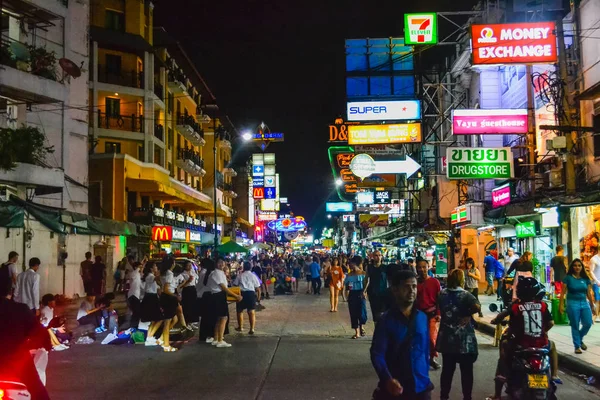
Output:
[0,251,19,295]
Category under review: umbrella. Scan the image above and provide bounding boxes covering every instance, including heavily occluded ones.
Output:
[217,241,249,254]
[254,242,272,250]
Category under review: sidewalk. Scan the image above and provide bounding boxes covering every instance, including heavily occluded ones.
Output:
[476,294,600,378]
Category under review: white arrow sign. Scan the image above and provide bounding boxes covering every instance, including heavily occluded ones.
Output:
[373,155,421,178]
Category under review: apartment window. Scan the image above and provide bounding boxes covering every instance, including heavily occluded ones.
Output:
[105,142,121,154]
[106,98,121,117]
[105,54,121,75]
[168,127,173,149]
[594,114,600,158]
[105,10,125,32]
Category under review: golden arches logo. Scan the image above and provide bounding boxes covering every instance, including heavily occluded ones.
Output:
[152,226,172,241]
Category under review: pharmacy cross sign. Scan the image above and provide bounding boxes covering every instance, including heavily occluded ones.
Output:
[446,147,514,180]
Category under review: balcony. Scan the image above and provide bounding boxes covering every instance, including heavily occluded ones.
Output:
[218,137,232,149]
[154,123,164,141]
[222,167,237,177]
[154,81,164,101]
[97,66,144,89]
[176,147,205,177]
[221,182,238,198]
[167,70,186,94]
[0,40,66,103]
[97,110,144,133]
[176,114,205,146]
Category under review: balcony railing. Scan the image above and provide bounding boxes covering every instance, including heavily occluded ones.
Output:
[177,114,202,136]
[154,123,164,141]
[0,39,59,82]
[176,147,205,177]
[178,147,203,169]
[154,81,164,101]
[97,66,144,89]
[168,69,186,86]
[97,110,144,133]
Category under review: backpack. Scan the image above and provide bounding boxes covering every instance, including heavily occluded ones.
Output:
[0,263,10,287]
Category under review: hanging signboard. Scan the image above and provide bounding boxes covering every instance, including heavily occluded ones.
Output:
[348,123,422,145]
[452,109,528,135]
[451,205,470,225]
[471,22,558,65]
[435,244,448,278]
[359,214,389,228]
[346,100,421,122]
[328,118,360,142]
[374,190,392,204]
[356,191,375,205]
[492,184,511,208]
[253,187,265,199]
[446,147,514,180]
[404,13,438,45]
[257,211,278,222]
[325,202,353,212]
[152,226,173,241]
[516,221,537,238]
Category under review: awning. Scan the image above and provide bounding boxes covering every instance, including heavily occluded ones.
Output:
[576,81,600,101]
[0,203,24,228]
[126,178,213,212]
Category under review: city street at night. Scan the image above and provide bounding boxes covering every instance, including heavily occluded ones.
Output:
[46,293,600,400]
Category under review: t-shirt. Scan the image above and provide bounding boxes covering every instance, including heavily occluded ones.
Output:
[436,288,479,354]
[589,254,600,285]
[563,275,591,301]
[40,305,54,327]
[77,300,94,320]
[162,270,176,294]
[80,260,93,281]
[234,271,261,292]
[416,277,441,314]
[344,273,365,291]
[329,266,345,289]
[464,268,478,289]
[144,274,158,294]
[207,269,228,293]
[128,270,142,299]
[366,263,388,296]
[484,255,497,274]
[550,256,567,283]
[91,262,106,281]
[509,301,551,348]
[309,262,321,278]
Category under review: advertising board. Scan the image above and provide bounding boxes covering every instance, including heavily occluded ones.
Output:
[446,147,514,179]
[492,184,511,208]
[359,214,389,228]
[452,109,528,135]
[404,13,438,45]
[346,100,421,122]
[348,123,422,145]
[325,202,353,213]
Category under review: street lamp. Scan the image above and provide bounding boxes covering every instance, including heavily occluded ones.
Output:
[241,130,253,142]
[335,178,343,187]
[327,214,332,219]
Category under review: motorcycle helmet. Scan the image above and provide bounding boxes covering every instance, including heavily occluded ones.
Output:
[516,276,540,302]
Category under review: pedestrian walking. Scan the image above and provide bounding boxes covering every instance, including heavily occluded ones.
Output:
[550,245,568,297]
[416,258,441,370]
[113,257,127,292]
[310,256,322,295]
[464,257,483,318]
[198,259,217,342]
[494,255,505,300]
[141,262,165,346]
[234,261,261,334]
[1,251,19,293]
[80,252,93,296]
[91,255,106,296]
[559,259,596,354]
[483,250,497,295]
[370,269,433,400]
[159,258,179,352]
[587,249,600,321]
[344,256,367,339]
[364,250,389,323]
[127,261,143,329]
[14,257,41,315]
[206,258,242,348]
[436,269,480,400]
[178,261,198,327]
[328,257,344,312]
[292,259,301,292]
[304,255,313,294]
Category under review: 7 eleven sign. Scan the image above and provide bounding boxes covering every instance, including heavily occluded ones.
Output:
[404,13,438,45]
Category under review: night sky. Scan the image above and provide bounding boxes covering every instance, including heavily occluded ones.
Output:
[155,0,479,231]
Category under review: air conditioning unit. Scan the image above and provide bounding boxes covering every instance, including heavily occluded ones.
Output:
[552,136,567,150]
[546,168,563,188]
[0,185,18,202]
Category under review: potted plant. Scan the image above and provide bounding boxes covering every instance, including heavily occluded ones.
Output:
[0,42,16,68]
[28,46,58,81]
[0,126,55,171]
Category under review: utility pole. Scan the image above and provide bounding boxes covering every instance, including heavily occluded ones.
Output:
[526,65,537,197]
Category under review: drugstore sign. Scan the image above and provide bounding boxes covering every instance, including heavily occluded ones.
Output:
[446,147,514,180]
[471,22,557,65]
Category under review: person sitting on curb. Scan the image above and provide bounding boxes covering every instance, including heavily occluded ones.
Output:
[76,293,107,333]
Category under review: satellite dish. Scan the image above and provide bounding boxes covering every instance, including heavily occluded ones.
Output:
[10,41,30,61]
[59,58,82,78]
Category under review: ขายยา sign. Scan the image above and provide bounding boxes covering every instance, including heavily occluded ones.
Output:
[446,147,514,180]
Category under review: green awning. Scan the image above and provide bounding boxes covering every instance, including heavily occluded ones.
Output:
[217,240,249,254]
[0,203,24,228]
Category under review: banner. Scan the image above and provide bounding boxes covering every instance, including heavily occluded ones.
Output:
[435,244,448,278]
[359,214,389,228]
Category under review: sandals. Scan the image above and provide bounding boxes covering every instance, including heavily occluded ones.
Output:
[248,330,255,335]
[235,327,243,332]
[360,328,366,336]
[163,346,178,352]
[351,334,361,339]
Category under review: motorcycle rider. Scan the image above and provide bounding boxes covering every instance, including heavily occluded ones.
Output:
[488,276,560,400]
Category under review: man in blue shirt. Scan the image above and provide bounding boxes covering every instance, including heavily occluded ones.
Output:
[310,256,322,295]
[370,270,433,400]
[483,251,497,296]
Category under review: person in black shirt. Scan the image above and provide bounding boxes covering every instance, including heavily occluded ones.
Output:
[0,272,50,399]
[364,251,389,323]
[550,245,568,295]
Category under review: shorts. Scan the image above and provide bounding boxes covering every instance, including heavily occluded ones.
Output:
[593,284,600,301]
[236,291,257,312]
[211,290,229,318]
[486,272,494,286]
[306,274,312,283]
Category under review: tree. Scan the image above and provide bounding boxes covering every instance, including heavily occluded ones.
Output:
[0,126,55,171]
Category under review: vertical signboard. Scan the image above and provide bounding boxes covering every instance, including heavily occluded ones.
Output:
[435,244,448,278]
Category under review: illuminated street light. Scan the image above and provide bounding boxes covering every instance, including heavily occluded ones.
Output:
[327,214,332,219]
[242,130,253,141]
[335,178,343,187]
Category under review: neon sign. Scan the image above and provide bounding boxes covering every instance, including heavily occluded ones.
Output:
[267,217,307,232]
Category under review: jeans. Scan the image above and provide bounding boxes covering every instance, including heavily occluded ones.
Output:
[440,353,477,400]
[566,299,593,349]
[495,278,503,299]
[312,277,322,294]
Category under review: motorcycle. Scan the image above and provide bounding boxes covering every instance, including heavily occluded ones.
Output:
[0,381,31,399]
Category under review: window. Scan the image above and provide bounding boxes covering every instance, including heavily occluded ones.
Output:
[105,54,121,75]
[168,127,173,149]
[594,114,600,158]
[105,10,125,32]
[106,98,120,117]
[105,142,121,154]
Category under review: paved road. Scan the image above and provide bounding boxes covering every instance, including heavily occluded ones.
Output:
[47,292,600,399]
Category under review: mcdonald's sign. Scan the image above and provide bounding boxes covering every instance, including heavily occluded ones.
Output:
[152,226,172,241]
[253,187,265,199]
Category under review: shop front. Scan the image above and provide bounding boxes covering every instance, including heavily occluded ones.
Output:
[568,204,600,266]
[150,225,206,257]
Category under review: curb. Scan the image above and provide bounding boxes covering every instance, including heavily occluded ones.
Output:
[476,320,600,379]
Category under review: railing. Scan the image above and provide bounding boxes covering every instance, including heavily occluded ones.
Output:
[176,114,204,137]
[222,182,235,192]
[97,110,144,133]
[0,37,59,82]
[154,81,163,100]
[168,69,186,85]
[154,123,164,141]
[97,65,144,89]
[178,147,203,169]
